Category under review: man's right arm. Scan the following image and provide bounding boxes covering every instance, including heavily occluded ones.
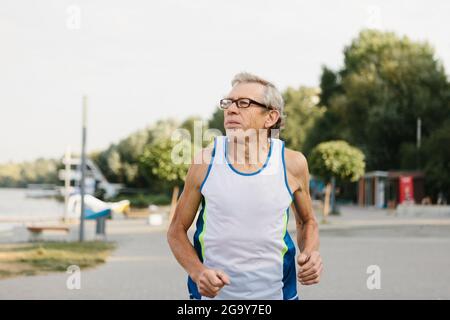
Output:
[167,148,230,298]
[167,148,209,282]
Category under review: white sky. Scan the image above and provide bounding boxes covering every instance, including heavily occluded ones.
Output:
[1,0,449,163]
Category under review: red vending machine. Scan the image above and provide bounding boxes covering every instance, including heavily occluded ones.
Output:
[399,176,414,204]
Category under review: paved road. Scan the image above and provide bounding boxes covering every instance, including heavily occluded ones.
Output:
[1,218,450,299]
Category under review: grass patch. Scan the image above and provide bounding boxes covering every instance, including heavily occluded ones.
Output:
[0,241,116,279]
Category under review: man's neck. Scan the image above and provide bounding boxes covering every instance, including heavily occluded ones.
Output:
[227,131,270,166]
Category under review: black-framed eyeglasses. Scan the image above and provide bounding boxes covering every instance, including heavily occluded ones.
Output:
[219,98,270,110]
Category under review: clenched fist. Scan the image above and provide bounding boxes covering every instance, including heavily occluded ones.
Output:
[196,269,231,298]
[297,251,323,285]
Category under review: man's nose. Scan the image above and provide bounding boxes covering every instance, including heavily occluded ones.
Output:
[226,102,240,114]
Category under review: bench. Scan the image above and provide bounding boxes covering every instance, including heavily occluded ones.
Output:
[27,225,70,242]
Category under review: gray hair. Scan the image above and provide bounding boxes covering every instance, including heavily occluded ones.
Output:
[231,72,285,132]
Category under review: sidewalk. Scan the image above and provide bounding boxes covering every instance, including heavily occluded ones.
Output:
[312,204,450,230]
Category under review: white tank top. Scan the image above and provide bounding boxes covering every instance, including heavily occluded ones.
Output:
[188,135,298,300]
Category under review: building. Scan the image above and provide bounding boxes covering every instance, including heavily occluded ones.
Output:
[358,171,425,208]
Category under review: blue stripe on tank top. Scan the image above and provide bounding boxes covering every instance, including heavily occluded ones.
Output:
[200,137,217,193]
[282,207,298,300]
[189,137,217,299]
[187,196,206,300]
[282,141,294,200]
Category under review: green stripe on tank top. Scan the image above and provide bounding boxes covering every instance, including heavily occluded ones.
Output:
[281,209,288,258]
[199,201,207,259]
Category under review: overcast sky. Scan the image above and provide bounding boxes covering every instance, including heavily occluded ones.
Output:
[1,0,449,163]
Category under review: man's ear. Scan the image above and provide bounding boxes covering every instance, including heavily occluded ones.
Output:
[264,109,280,129]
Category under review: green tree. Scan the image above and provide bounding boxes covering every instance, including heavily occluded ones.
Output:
[181,116,205,138]
[208,108,225,134]
[319,66,341,107]
[180,116,211,151]
[309,140,365,220]
[0,158,59,188]
[139,138,190,220]
[281,86,325,153]
[92,118,180,189]
[0,162,22,187]
[423,119,450,202]
[315,30,450,173]
[309,29,450,202]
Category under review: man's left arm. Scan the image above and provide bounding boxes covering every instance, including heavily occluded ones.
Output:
[287,151,323,286]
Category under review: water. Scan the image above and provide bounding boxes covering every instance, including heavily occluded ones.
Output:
[0,188,64,220]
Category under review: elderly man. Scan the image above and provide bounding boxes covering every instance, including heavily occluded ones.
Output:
[167,72,322,300]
